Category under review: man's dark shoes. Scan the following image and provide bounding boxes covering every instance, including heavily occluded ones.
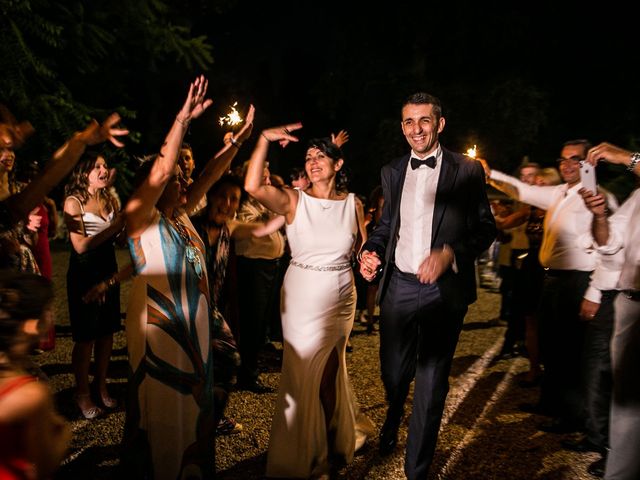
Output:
[561,436,606,455]
[379,423,399,456]
[537,417,581,434]
[587,455,606,478]
[238,379,274,394]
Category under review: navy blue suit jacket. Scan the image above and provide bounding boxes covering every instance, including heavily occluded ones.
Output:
[363,147,496,307]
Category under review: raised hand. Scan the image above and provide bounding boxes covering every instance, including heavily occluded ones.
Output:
[235,104,256,144]
[331,129,350,148]
[176,75,213,124]
[261,122,303,148]
[586,142,633,167]
[77,113,130,147]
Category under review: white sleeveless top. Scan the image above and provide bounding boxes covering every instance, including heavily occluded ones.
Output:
[286,190,356,267]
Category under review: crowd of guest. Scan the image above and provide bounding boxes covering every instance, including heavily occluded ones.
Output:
[2,80,640,480]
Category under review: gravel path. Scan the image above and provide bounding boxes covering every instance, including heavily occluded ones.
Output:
[34,246,599,479]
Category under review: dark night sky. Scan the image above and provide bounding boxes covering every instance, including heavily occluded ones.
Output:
[144,1,640,195]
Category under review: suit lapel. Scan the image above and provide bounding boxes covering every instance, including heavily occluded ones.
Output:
[387,154,410,261]
[431,149,458,245]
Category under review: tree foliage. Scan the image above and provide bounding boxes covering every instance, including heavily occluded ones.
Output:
[0,0,214,195]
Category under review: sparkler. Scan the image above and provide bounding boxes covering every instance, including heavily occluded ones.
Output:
[219,102,243,127]
[465,145,477,158]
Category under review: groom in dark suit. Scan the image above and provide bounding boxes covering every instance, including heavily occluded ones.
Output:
[359,92,496,479]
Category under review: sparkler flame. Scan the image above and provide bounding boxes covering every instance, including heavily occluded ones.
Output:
[466,145,477,158]
[219,102,243,127]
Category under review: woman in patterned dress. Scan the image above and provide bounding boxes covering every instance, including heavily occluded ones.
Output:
[121,76,253,480]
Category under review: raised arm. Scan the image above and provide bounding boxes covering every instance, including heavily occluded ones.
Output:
[3,114,128,225]
[230,214,286,240]
[586,142,640,177]
[185,105,255,213]
[125,76,212,237]
[244,123,302,218]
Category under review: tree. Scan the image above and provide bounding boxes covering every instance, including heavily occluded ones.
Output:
[1,0,214,195]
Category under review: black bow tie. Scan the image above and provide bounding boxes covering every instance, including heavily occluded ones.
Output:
[411,156,436,170]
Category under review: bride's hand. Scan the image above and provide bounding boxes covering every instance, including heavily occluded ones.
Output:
[261,122,303,148]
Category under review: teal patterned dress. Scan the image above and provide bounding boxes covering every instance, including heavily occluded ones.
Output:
[123,209,213,480]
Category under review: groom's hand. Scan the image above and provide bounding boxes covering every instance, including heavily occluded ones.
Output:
[417,246,454,284]
[359,250,381,281]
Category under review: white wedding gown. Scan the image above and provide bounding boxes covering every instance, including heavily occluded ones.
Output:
[266,191,373,478]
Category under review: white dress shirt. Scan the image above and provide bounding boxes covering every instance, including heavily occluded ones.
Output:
[490,170,618,271]
[592,188,640,291]
[395,145,442,274]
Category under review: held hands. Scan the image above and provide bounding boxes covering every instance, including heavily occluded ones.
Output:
[416,246,453,284]
[176,75,213,125]
[261,122,303,148]
[359,250,382,282]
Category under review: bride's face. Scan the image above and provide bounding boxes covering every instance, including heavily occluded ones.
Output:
[305,147,342,183]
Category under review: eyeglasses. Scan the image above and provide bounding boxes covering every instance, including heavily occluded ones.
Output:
[556,155,584,163]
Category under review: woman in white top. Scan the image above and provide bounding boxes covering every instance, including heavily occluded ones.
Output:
[63,152,126,419]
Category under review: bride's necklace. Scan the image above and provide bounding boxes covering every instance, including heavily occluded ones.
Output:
[164,213,203,279]
[310,189,341,210]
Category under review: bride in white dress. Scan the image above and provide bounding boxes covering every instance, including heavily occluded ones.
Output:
[245,124,374,478]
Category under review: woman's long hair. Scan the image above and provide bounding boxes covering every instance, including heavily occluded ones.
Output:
[64,152,117,213]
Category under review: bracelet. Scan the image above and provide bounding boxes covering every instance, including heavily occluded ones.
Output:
[230,136,241,148]
[261,132,270,142]
[627,152,640,172]
[175,116,190,127]
[105,277,118,289]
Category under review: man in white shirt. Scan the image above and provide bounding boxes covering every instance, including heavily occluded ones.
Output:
[480,140,619,435]
[579,141,640,480]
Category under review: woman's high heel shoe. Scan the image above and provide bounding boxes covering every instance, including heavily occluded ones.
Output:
[74,393,103,420]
